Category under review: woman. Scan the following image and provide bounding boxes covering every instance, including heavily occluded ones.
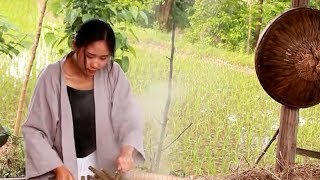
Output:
[22,19,145,180]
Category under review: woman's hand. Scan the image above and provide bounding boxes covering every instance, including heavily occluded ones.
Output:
[54,165,74,180]
[116,145,135,173]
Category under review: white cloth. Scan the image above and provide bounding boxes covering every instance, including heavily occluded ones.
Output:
[77,151,98,180]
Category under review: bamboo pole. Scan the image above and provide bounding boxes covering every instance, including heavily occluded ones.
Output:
[13,0,49,137]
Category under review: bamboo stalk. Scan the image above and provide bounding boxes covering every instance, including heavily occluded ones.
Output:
[13,0,48,137]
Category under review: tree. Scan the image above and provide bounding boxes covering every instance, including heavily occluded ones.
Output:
[246,0,253,53]
[155,0,174,29]
[187,0,248,50]
[154,0,195,30]
[187,0,290,51]
[48,0,149,72]
[252,0,264,50]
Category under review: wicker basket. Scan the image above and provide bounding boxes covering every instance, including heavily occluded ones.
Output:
[255,7,320,108]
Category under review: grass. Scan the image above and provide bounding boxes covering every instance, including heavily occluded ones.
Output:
[0,0,62,128]
[129,26,255,68]
[127,37,279,175]
[126,27,320,175]
[0,0,38,34]
[0,1,320,178]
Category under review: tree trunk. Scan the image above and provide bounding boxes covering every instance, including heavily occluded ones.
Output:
[291,0,309,7]
[246,0,253,53]
[157,0,174,30]
[13,0,48,137]
[252,0,264,50]
[154,2,161,25]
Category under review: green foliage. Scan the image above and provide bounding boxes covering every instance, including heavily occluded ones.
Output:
[0,15,29,58]
[187,0,291,51]
[47,0,149,72]
[141,0,195,30]
[187,0,248,50]
[0,0,38,33]
[172,0,195,29]
[262,0,290,27]
[310,0,320,8]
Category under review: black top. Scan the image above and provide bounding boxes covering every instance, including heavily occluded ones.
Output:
[67,86,96,158]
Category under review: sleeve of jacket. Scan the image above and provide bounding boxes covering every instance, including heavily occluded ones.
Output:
[110,63,145,164]
[22,66,63,179]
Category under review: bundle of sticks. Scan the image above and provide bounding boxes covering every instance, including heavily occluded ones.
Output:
[82,166,186,180]
[81,166,120,180]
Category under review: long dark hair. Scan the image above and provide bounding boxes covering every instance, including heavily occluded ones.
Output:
[74,19,116,70]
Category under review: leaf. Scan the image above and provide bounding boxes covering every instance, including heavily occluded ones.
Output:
[115,32,124,50]
[121,56,129,72]
[56,33,69,46]
[122,9,133,22]
[66,9,81,26]
[139,11,148,25]
[58,49,65,55]
[114,58,121,65]
[7,46,19,56]
[3,33,17,39]
[114,56,130,72]
[128,28,139,41]
[127,45,136,58]
[20,36,32,47]
[82,13,93,22]
[67,35,74,48]
[44,32,55,45]
[16,40,31,48]
[107,5,117,15]
[130,6,139,21]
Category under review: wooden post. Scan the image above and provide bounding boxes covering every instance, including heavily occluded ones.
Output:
[276,105,299,172]
[275,0,309,172]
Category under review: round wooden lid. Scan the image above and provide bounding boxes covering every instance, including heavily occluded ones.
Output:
[255,7,320,108]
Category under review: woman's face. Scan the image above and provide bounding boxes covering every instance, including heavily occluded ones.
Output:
[75,40,110,76]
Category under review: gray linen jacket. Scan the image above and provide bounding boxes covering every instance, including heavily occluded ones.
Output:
[22,56,145,179]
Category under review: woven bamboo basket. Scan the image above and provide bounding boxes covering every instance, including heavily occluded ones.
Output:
[255,7,320,108]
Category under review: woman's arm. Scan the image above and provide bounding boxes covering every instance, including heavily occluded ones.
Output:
[22,66,65,179]
[110,63,145,171]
